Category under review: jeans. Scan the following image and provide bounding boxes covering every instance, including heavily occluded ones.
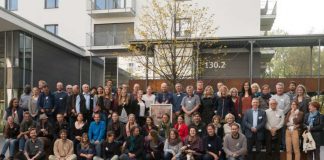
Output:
[1,138,17,157]
[92,142,102,157]
[285,129,300,160]
[18,137,27,151]
[164,152,173,160]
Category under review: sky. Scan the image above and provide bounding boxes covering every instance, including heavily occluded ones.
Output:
[272,0,324,34]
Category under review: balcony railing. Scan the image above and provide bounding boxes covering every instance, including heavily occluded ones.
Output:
[86,31,134,47]
[87,0,136,16]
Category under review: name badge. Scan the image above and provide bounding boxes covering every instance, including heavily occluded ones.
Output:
[276,114,280,118]
[280,99,284,102]
[105,147,109,151]
[236,143,240,147]
[45,97,48,100]
[91,98,94,100]
[59,97,63,100]
[35,146,39,149]
[198,129,202,132]
[258,116,263,119]
[177,94,181,97]
[208,144,211,147]
[188,101,192,104]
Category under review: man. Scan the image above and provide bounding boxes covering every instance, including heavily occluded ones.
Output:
[188,112,206,137]
[181,85,201,125]
[76,84,96,122]
[242,98,267,160]
[22,128,45,160]
[194,80,204,98]
[54,82,68,117]
[37,84,55,125]
[223,124,247,160]
[49,129,77,160]
[38,80,47,92]
[172,83,185,120]
[215,81,224,97]
[36,114,53,157]
[265,99,285,160]
[88,113,106,157]
[271,82,290,149]
[66,85,79,128]
[19,84,32,111]
[53,114,69,140]
[65,84,73,96]
[259,84,271,111]
[18,112,36,152]
[286,81,297,101]
[155,82,173,104]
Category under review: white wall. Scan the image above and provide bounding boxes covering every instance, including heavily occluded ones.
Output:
[0,0,90,47]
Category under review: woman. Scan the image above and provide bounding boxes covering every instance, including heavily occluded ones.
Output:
[229,87,239,118]
[4,98,24,124]
[77,133,96,160]
[164,129,183,160]
[120,126,144,160]
[212,115,224,138]
[124,114,138,138]
[117,89,131,123]
[142,86,156,110]
[107,112,124,142]
[215,86,234,121]
[144,130,164,160]
[285,101,304,160]
[131,90,147,126]
[142,116,158,136]
[100,131,122,160]
[293,84,311,114]
[201,85,217,124]
[202,124,223,160]
[0,116,20,160]
[98,86,114,120]
[303,101,322,160]
[36,114,54,157]
[223,113,241,135]
[180,127,204,160]
[174,115,188,142]
[251,83,261,97]
[71,113,89,151]
[238,81,253,119]
[28,87,40,121]
[158,113,172,139]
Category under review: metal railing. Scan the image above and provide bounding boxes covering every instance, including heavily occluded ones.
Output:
[86,31,134,47]
[87,0,136,11]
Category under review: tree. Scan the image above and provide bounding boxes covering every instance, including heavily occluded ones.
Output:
[129,0,217,87]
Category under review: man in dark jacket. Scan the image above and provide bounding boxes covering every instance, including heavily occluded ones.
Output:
[242,98,267,160]
[37,84,55,125]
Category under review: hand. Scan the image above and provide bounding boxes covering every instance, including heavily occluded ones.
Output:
[95,140,100,144]
[71,109,75,113]
[41,109,45,113]
[213,155,219,160]
[238,114,242,118]
[251,127,257,132]
[128,153,135,158]
[63,113,67,117]
[171,156,176,160]
[51,109,55,112]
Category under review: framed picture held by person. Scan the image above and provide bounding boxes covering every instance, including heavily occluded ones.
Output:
[150,104,173,125]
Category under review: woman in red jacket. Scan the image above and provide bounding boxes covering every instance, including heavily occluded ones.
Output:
[174,115,188,142]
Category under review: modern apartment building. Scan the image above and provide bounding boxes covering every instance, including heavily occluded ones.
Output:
[0,0,277,85]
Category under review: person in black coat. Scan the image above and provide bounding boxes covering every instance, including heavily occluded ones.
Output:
[200,85,217,124]
[100,131,122,160]
[4,98,24,124]
[215,86,234,120]
[242,98,267,160]
[202,124,223,160]
[106,112,125,142]
[130,90,148,126]
[120,126,144,160]
[303,101,323,160]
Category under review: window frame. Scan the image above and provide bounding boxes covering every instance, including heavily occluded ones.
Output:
[44,24,59,35]
[5,0,18,11]
[45,0,59,9]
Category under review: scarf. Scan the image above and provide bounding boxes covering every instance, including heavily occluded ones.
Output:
[308,111,319,127]
[168,137,181,146]
[261,93,271,100]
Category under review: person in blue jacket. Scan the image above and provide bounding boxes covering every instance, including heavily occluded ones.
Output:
[88,113,106,157]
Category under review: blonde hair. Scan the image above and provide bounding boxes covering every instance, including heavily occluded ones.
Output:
[229,88,238,96]
[203,85,214,98]
[296,84,309,97]
[251,83,261,92]
[225,113,235,123]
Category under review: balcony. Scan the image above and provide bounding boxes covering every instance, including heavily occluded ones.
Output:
[85,31,134,55]
[87,0,136,18]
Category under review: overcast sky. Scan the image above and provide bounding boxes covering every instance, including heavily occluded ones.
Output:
[272,0,324,34]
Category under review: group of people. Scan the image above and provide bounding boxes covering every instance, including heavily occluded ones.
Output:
[1,79,323,160]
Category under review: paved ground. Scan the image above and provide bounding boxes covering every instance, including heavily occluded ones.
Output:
[0,135,323,159]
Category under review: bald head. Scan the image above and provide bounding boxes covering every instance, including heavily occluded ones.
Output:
[161,83,168,92]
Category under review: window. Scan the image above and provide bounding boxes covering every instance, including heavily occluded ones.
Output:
[45,24,58,35]
[176,18,191,37]
[5,0,18,11]
[45,0,58,9]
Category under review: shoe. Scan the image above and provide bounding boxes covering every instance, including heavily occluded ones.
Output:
[9,156,14,160]
[0,154,5,160]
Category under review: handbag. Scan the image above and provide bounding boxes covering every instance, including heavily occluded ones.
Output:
[302,130,316,153]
